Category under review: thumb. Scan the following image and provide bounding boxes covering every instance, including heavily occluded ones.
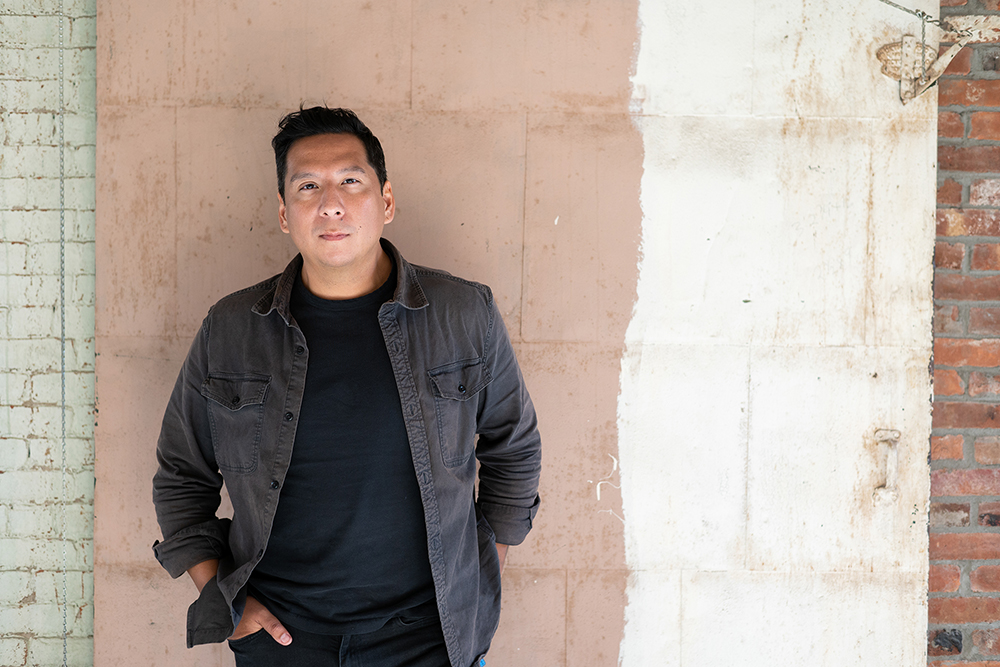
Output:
[259,609,292,646]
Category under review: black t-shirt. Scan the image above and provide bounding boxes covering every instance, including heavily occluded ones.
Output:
[248,266,436,634]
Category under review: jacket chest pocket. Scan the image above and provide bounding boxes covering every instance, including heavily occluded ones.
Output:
[428,359,492,468]
[200,373,271,473]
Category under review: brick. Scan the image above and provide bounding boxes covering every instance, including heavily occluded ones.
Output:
[982,501,1000,526]
[3,338,94,373]
[976,629,1000,655]
[929,662,1000,667]
[0,538,91,572]
[28,371,94,406]
[929,628,963,656]
[973,566,1000,593]
[23,437,94,470]
[941,111,965,138]
[1,275,60,308]
[972,308,1000,335]
[935,339,1000,367]
[931,533,1000,560]
[937,241,965,268]
[930,597,1000,623]
[0,470,93,505]
[32,571,91,605]
[936,369,966,396]
[939,80,1000,108]
[0,439,29,469]
[941,145,1000,173]
[934,402,1000,429]
[973,179,1000,206]
[979,435,1000,463]
[983,47,1000,73]
[935,274,1000,301]
[4,0,98,14]
[930,564,962,592]
[932,468,1000,495]
[26,637,92,667]
[972,373,1000,398]
[0,573,33,609]
[939,179,964,206]
[974,244,1000,271]
[0,603,90,637]
[937,209,1000,237]
[937,305,965,335]
[6,505,92,540]
[973,112,1000,140]
[933,435,966,460]
[940,0,967,5]
[945,43,972,75]
[6,403,94,442]
[932,502,971,527]
[929,503,970,528]
[0,638,26,667]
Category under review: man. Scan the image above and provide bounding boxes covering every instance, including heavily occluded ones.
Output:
[152,107,542,667]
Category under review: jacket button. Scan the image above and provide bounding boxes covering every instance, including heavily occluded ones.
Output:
[458,384,466,394]
[284,412,294,421]
[270,480,279,490]
[257,550,263,559]
[231,396,240,405]
[295,345,305,355]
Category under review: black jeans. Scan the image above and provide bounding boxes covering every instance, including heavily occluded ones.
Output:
[228,615,452,667]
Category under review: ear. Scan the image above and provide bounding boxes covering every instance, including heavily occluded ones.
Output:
[382,180,395,225]
[278,191,290,234]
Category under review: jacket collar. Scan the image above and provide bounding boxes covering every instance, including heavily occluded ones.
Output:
[252,238,428,323]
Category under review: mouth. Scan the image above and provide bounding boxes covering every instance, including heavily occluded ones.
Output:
[319,231,349,241]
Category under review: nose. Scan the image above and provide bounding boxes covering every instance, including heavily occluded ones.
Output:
[319,190,344,217]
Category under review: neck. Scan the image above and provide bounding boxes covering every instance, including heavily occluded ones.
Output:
[300,250,392,300]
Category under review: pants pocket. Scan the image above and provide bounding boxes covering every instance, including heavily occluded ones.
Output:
[227,628,268,649]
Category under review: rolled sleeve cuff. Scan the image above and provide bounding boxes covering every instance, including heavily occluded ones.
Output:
[152,518,231,578]
[478,495,540,546]
[186,574,234,648]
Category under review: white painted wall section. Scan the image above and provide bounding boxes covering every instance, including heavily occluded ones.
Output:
[619,1,936,664]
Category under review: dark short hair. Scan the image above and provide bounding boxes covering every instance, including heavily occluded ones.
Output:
[271,106,387,198]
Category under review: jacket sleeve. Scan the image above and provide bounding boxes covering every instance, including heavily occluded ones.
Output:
[151,316,230,578]
[474,294,542,546]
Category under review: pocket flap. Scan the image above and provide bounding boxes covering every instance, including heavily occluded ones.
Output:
[200,373,270,410]
[428,359,491,401]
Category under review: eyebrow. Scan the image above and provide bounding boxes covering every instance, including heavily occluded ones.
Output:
[289,166,367,182]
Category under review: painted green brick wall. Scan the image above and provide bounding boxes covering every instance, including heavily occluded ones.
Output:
[0,2,96,665]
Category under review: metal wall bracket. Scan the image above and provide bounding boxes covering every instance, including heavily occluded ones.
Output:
[873,428,901,503]
[877,32,975,104]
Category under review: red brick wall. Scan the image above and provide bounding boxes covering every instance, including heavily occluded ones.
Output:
[932,2,1000,662]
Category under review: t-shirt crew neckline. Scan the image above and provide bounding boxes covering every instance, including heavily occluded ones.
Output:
[293,263,397,312]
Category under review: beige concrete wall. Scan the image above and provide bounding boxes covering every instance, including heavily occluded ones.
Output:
[94,2,639,666]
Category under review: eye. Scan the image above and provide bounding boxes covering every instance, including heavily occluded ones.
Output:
[343,178,360,185]
[299,183,317,191]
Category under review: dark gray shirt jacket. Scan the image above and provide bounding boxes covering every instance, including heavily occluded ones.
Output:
[152,239,542,667]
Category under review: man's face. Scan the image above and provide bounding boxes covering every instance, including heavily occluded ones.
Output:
[278,133,394,282]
